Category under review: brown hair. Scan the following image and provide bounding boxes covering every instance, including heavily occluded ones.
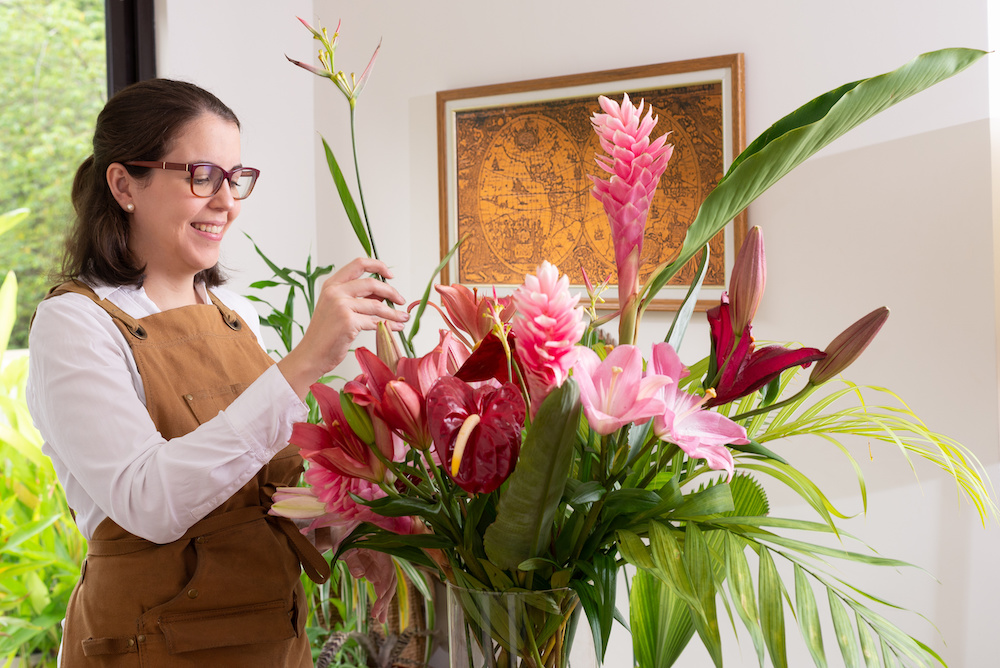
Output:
[62,79,240,287]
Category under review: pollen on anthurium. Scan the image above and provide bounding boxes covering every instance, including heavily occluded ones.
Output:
[510,261,586,413]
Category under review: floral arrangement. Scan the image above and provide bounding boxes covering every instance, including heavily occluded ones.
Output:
[275,18,996,668]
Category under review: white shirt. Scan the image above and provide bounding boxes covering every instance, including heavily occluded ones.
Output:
[27,280,308,544]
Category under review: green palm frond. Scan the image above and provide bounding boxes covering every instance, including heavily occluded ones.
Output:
[726,370,998,526]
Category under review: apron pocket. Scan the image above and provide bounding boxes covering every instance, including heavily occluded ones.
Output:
[181,383,250,424]
[157,598,295,654]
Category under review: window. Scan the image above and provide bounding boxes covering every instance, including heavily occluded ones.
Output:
[0,0,154,349]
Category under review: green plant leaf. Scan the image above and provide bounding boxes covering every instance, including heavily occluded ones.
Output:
[648,48,986,296]
[725,534,766,666]
[662,243,710,348]
[794,564,827,667]
[321,136,371,257]
[630,568,696,668]
[683,524,722,667]
[758,549,787,668]
[483,381,582,570]
[406,234,465,347]
[0,208,30,239]
[829,590,862,668]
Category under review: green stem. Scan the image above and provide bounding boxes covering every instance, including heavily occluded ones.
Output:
[730,383,817,421]
[349,104,379,262]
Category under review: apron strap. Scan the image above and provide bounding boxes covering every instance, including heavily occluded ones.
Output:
[44,280,147,339]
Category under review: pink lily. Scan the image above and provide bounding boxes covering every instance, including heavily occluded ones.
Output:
[650,343,749,479]
[729,226,766,337]
[290,383,389,482]
[571,345,672,435]
[590,93,673,334]
[434,283,515,348]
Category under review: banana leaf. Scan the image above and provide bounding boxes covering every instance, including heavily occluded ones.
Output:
[642,48,986,304]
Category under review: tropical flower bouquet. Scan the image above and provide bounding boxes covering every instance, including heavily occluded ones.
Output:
[274,18,996,668]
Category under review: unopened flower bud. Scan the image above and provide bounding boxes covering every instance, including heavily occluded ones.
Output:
[809,307,889,385]
[375,320,403,374]
[729,226,766,335]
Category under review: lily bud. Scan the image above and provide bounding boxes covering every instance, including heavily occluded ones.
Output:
[729,226,766,336]
[809,307,890,385]
[375,321,403,374]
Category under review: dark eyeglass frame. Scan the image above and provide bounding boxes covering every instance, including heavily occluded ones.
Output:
[124,161,260,200]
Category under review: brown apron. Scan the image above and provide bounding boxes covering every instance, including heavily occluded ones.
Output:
[48,281,330,667]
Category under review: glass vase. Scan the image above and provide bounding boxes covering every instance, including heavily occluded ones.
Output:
[447,583,581,668]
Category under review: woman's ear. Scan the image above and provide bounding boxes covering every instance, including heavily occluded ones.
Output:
[106,162,135,212]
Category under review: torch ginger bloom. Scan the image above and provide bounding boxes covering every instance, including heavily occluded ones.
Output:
[510,261,586,413]
[590,93,673,310]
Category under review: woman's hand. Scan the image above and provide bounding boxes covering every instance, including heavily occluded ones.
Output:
[277,257,408,399]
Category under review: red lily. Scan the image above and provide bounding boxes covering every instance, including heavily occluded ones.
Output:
[346,331,468,448]
[425,376,525,495]
[705,296,826,407]
[291,383,389,482]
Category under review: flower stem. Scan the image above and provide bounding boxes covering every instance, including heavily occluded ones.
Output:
[349,104,379,262]
[730,384,817,421]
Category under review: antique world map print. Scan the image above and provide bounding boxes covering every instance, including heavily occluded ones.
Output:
[452,82,726,293]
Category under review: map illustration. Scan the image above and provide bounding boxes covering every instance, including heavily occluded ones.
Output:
[452,82,727,293]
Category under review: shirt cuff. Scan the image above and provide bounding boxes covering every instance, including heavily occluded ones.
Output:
[223,364,309,463]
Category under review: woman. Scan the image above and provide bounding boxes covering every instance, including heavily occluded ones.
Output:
[26,78,408,666]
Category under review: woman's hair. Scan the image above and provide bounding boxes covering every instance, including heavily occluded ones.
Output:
[61,79,240,287]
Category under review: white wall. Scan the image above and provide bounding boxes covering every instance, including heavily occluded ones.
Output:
[157,0,999,665]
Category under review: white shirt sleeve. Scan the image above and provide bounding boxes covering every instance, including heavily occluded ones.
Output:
[26,287,308,544]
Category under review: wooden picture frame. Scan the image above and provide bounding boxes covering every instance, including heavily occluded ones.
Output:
[436,54,746,311]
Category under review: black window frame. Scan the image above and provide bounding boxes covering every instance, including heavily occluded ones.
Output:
[105,0,156,94]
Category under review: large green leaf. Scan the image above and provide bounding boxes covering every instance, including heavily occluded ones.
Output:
[484,381,582,570]
[648,48,986,296]
[321,136,372,257]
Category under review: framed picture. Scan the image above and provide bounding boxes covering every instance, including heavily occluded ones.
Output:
[436,54,746,312]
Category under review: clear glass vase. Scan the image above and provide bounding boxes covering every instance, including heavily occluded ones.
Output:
[447,583,581,668]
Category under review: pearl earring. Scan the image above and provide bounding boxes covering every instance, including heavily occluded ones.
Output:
[125,203,135,212]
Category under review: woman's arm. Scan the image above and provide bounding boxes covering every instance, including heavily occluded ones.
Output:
[27,292,307,544]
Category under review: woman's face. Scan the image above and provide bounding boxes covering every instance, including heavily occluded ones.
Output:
[126,113,243,287]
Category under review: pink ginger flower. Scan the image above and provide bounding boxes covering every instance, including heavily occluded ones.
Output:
[650,342,749,480]
[510,261,586,412]
[590,93,673,305]
[572,345,672,435]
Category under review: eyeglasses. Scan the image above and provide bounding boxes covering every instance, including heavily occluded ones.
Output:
[125,161,260,200]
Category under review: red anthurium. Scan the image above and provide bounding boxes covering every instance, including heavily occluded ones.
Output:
[425,376,526,495]
[705,296,826,407]
[292,383,387,482]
